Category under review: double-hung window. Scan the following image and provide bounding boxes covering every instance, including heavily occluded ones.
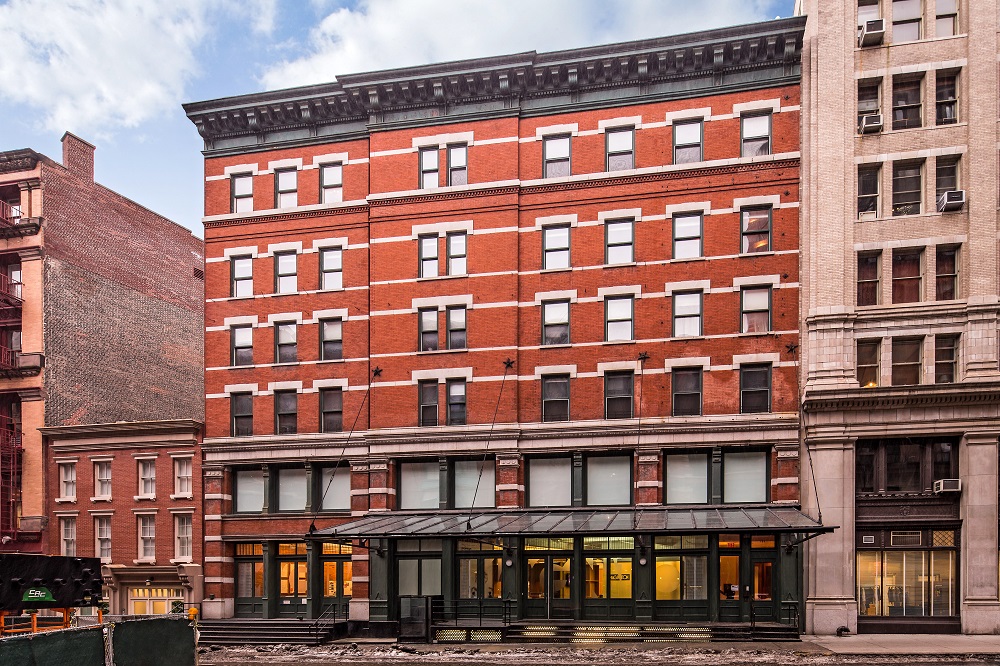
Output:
[605,296,633,342]
[320,319,343,361]
[231,393,253,436]
[606,127,634,171]
[275,168,297,208]
[935,335,958,384]
[275,391,298,434]
[672,368,703,417]
[232,325,253,366]
[420,147,439,188]
[447,306,467,350]
[542,225,570,270]
[320,388,343,432]
[541,375,570,422]
[605,372,633,419]
[672,291,702,338]
[892,77,922,129]
[94,461,112,498]
[138,460,156,498]
[542,300,570,345]
[672,213,702,260]
[231,173,253,213]
[858,340,881,387]
[858,166,880,217]
[174,458,192,497]
[61,517,76,557]
[936,246,958,300]
[857,252,881,306]
[739,364,771,413]
[419,381,438,426]
[95,516,111,560]
[673,120,702,164]
[741,287,771,333]
[936,73,958,125]
[892,161,922,216]
[59,463,76,500]
[858,80,881,126]
[231,256,253,298]
[138,515,155,560]
[447,232,466,276]
[320,162,343,203]
[419,235,438,278]
[935,158,958,202]
[891,337,923,385]
[275,322,297,362]
[741,114,771,157]
[857,0,880,32]
[447,379,466,425]
[447,144,467,186]
[741,208,771,253]
[419,308,438,352]
[892,248,923,303]
[320,247,343,290]
[543,135,571,178]
[175,514,193,560]
[892,0,922,42]
[274,252,297,294]
[605,219,634,265]
[936,0,957,37]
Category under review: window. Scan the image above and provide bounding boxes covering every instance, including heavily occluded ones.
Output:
[174,458,192,496]
[673,120,702,164]
[857,252,881,306]
[138,460,156,497]
[892,249,922,303]
[175,514,193,560]
[892,162,922,216]
[723,451,768,503]
[542,300,569,346]
[272,322,296,363]
[231,393,253,436]
[891,337,922,385]
[320,163,343,204]
[605,371,633,419]
[320,319,343,361]
[892,0,921,41]
[400,461,440,509]
[672,213,702,260]
[231,173,253,213]
[139,515,156,560]
[59,463,76,500]
[936,73,958,124]
[892,77,922,129]
[274,252,297,294]
[741,208,771,253]
[61,517,76,557]
[235,469,265,512]
[320,388,343,433]
[320,247,343,290]
[605,219,634,264]
[672,368,703,417]
[935,335,958,383]
[858,339,881,387]
[586,456,631,505]
[95,461,112,498]
[672,291,702,338]
[858,80,881,125]
[232,325,253,366]
[447,144,467,186]
[741,114,771,157]
[664,454,709,504]
[276,467,307,511]
[741,287,771,333]
[856,437,957,494]
[858,0,880,29]
[858,165,880,217]
[274,168,297,208]
[606,127,634,170]
[419,235,438,278]
[936,246,958,300]
[542,225,570,269]
[541,375,570,422]
[275,391,297,434]
[446,379,466,425]
[320,467,350,510]
[605,296,633,342]
[231,256,253,298]
[446,232,466,276]
[935,157,958,201]
[936,0,957,37]
[528,457,571,507]
[740,364,771,413]
[420,147,439,188]
[454,460,495,508]
[419,381,438,426]
[95,516,111,560]
[419,308,438,352]
[857,530,958,620]
[446,306,466,350]
[543,135,571,178]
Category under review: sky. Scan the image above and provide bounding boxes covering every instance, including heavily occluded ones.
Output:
[0,0,797,238]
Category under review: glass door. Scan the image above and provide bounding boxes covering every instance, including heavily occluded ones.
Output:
[749,554,777,621]
[525,556,573,619]
[235,544,264,617]
[718,534,742,622]
[321,543,352,618]
[276,543,309,617]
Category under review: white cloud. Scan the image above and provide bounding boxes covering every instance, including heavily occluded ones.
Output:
[229,0,278,35]
[261,0,787,90]
[0,0,208,136]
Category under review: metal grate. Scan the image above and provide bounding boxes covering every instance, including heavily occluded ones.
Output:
[193,267,205,280]
[932,530,955,547]
[469,629,503,642]
[890,530,922,546]
[435,629,468,642]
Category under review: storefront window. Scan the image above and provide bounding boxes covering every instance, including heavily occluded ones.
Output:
[235,469,265,513]
[457,539,503,599]
[399,461,440,509]
[527,457,572,507]
[856,438,958,494]
[586,456,631,505]
[320,467,351,511]
[655,536,708,601]
[857,529,958,618]
[719,555,740,600]
[664,453,709,504]
[454,459,495,508]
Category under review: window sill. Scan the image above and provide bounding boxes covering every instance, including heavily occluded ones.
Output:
[670,335,705,341]
[54,497,76,504]
[133,559,156,565]
[602,340,636,346]
[272,362,300,367]
[169,558,193,565]
[169,494,194,501]
[318,287,346,293]
[316,358,346,364]
[604,262,637,269]
[134,495,156,502]
[736,331,773,337]
[739,251,775,258]
[541,344,573,349]
[90,496,112,503]
[100,557,112,565]
[417,348,468,355]
[540,267,572,274]
[670,257,707,264]
[416,274,466,282]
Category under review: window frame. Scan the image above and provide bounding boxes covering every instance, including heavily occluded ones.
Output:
[935,157,959,200]
[173,457,193,497]
[542,224,570,270]
[857,339,882,388]
[446,306,467,350]
[231,393,253,436]
[936,0,958,36]
[540,374,570,423]
[174,513,193,561]
[891,76,923,130]
[446,232,467,276]
[94,461,112,499]
[857,79,881,126]
[138,514,156,561]
[542,134,571,178]
[447,144,468,186]
[891,336,923,386]
[891,248,923,303]
[231,325,253,366]
[935,335,959,384]
[605,126,635,171]
[419,147,439,189]
[858,165,881,218]
[741,207,772,254]
[59,462,76,500]
[419,308,439,352]
[95,515,111,561]
[856,437,959,495]
[891,0,922,42]
[419,234,439,278]
[739,364,772,414]
[320,318,343,361]
[891,161,923,216]
[319,247,343,291]
[935,245,959,301]
[231,255,253,298]
[605,218,634,265]
[672,213,703,260]
[857,251,882,306]
[604,295,634,342]
[274,168,298,209]
[936,72,958,125]
[419,380,439,427]
[320,387,344,433]
[671,367,703,417]
[274,321,298,363]
[231,173,253,214]
[320,162,343,204]
[740,113,771,157]
[740,286,772,334]
[672,119,703,164]
[604,371,634,420]
[274,251,297,294]
[671,291,703,338]
[274,390,298,435]
[446,379,467,426]
[138,459,156,498]
[541,300,570,346]
[61,517,77,557]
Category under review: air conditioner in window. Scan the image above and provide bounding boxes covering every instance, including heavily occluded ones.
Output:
[933,479,962,494]
[858,210,878,221]
[858,114,883,134]
[937,190,966,212]
[859,19,886,47]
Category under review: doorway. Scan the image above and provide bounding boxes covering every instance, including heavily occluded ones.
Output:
[524,556,573,619]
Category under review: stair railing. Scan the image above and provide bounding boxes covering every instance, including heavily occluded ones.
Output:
[311,601,344,644]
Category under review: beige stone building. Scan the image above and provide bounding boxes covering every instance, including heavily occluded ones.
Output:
[796,0,1000,634]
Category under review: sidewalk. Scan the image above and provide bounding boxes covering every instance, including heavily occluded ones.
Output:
[804,633,1000,655]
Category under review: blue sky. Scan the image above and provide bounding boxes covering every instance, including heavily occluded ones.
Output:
[0,0,796,237]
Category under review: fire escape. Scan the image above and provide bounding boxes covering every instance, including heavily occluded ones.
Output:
[0,415,21,544]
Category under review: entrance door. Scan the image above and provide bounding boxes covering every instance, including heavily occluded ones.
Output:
[749,554,777,622]
[718,552,741,622]
[235,545,264,617]
[525,556,573,619]
[277,560,308,617]
[322,559,352,618]
[583,556,634,620]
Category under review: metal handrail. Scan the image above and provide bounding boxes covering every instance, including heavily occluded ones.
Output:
[0,273,22,302]
[0,201,19,227]
[430,598,511,627]
[311,601,346,644]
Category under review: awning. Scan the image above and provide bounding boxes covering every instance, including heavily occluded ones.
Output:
[310,507,834,539]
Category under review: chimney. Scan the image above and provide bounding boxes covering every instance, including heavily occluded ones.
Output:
[61,132,95,181]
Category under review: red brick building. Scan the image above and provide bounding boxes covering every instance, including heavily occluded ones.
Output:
[186,17,825,635]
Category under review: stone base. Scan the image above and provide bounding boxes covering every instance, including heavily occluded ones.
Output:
[349,598,370,621]
[806,597,858,635]
[201,598,233,619]
[962,600,1000,634]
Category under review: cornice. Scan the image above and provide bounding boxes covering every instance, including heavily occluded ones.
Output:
[803,381,1000,413]
[0,149,42,175]
[40,419,204,439]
